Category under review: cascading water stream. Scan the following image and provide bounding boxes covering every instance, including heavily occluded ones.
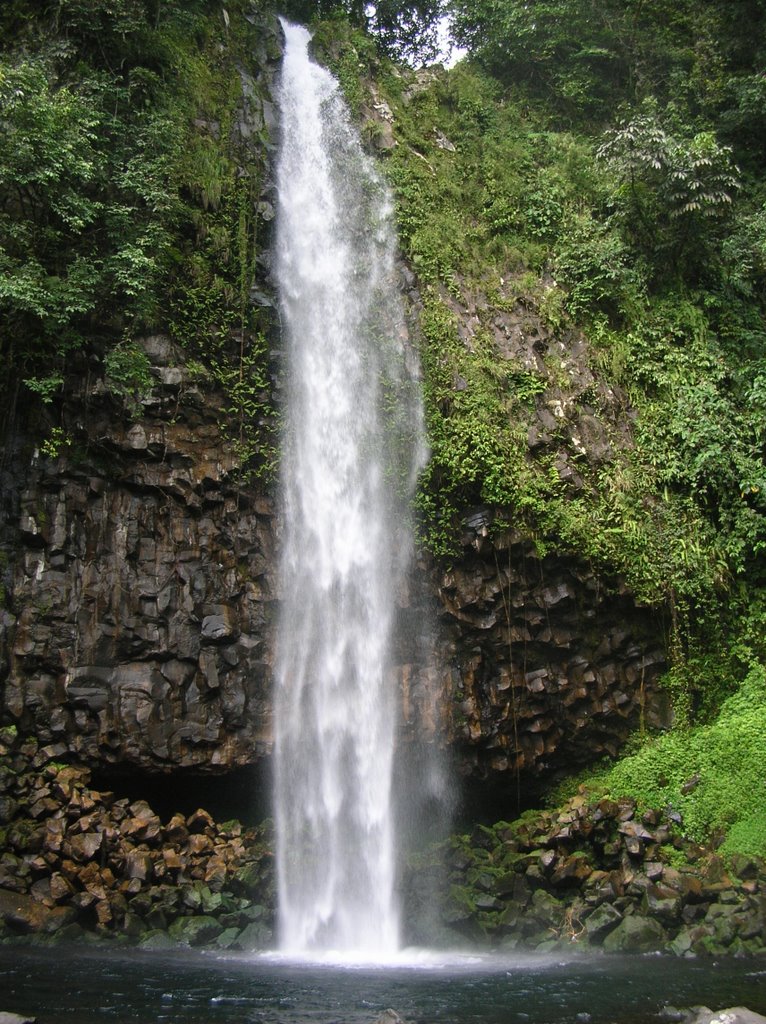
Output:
[273,20,427,958]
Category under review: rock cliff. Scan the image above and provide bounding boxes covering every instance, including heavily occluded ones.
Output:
[0,17,669,804]
[1,335,277,774]
[429,517,668,797]
[0,347,667,799]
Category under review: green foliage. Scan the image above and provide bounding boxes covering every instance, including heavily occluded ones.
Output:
[597,106,740,280]
[553,214,642,321]
[380,57,756,618]
[581,667,766,857]
[104,341,153,414]
[208,334,279,484]
[372,7,766,783]
[23,374,63,404]
[282,0,446,63]
[0,59,103,350]
[0,45,182,374]
[0,0,278,483]
[449,0,764,131]
[415,292,532,552]
[40,425,72,459]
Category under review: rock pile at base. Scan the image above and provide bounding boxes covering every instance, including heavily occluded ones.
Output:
[410,793,766,956]
[0,727,274,948]
[3,722,765,957]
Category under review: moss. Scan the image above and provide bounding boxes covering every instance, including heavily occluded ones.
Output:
[564,667,766,857]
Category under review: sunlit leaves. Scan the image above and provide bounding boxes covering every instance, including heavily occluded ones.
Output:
[0,48,183,367]
[596,109,739,278]
[598,114,739,221]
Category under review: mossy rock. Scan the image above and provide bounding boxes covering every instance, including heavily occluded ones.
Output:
[214,927,242,949]
[235,920,272,950]
[168,914,221,947]
[233,862,264,897]
[443,884,476,923]
[602,914,667,953]
[582,901,623,941]
[138,930,177,950]
[528,888,565,929]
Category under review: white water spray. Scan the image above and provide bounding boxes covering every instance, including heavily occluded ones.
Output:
[273,20,427,957]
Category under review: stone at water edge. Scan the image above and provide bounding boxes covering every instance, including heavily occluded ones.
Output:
[0,1016,36,1024]
[601,913,667,952]
[372,1012,410,1024]
[685,1009,766,1024]
[0,888,75,934]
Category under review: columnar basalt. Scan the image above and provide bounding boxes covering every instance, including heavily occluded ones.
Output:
[2,337,277,773]
[429,514,668,791]
[1,402,667,785]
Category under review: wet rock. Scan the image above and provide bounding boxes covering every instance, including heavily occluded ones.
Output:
[686,1010,766,1024]
[168,914,221,946]
[201,614,234,642]
[138,930,177,950]
[66,832,103,862]
[601,914,667,952]
[583,901,622,940]
[642,884,682,925]
[0,887,75,934]
[236,919,272,949]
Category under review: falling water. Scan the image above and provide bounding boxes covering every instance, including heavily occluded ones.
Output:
[273,20,428,957]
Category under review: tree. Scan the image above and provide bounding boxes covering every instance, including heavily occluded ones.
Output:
[597,108,740,281]
[280,0,446,63]
[448,0,756,121]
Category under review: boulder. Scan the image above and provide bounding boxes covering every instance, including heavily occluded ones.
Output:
[235,920,272,949]
[602,914,667,953]
[685,1010,766,1024]
[0,887,75,934]
[583,901,622,940]
[168,914,222,946]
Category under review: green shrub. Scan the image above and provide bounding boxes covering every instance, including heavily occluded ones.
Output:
[585,667,766,857]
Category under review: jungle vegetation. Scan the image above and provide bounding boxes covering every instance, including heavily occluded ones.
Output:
[1,0,765,855]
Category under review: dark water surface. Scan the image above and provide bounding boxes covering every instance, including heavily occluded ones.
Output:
[0,944,764,1024]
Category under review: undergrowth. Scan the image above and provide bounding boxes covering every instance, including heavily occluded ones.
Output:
[553,667,766,859]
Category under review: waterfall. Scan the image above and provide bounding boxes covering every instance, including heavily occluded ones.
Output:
[273,20,428,957]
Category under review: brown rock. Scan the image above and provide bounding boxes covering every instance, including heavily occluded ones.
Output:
[163,849,185,871]
[50,872,74,903]
[67,832,103,862]
[165,814,189,843]
[204,855,228,890]
[0,887,74,933]
[188,834,213,856]
[187,808,214,834]
[95,899,113,928]
[125,849,153,881]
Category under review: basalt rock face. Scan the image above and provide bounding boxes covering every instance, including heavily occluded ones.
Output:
[425,514,668,797]
[0,36,669,788]
[0,374,667,785]
[1,336,278,775]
